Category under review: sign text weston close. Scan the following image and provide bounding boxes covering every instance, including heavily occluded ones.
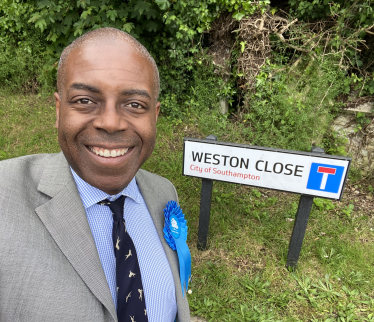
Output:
[183,138,351,200]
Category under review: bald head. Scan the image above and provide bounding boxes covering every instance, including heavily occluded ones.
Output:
[57,27,160,101]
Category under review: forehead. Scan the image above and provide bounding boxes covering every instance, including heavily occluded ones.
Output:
[63,42,155,94]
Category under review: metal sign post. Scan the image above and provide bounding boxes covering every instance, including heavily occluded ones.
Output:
[197,135,217,250]
[286,147,325,269]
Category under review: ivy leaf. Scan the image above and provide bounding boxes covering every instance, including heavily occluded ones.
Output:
[134,1,151,16]
[117,8,129,19]
[233,11,245,21]
[35,18,47,32]
[154,0,170,11]
[47,13,56,23]
[145,20,158,32]
[63,14,73,27]
[122,22,134,33]
[28,13,42,23]
[47,32,58,42]
[74,28,84,37]
[106,10,117,22]
[37,0,52,9]
[146,8,158,20]
[81,10,90,20]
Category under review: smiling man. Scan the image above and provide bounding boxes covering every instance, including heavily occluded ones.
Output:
[0,28,190,322]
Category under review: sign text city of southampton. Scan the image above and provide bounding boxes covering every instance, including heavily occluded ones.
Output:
[183,137,351,269]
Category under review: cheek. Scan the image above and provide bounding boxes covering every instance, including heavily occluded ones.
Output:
[58,111,91,141]
[143,129,156,148]
[57,118,85,159]
[139,124,157,154]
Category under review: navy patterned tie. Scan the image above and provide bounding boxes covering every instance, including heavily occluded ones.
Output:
[98,196,148,322]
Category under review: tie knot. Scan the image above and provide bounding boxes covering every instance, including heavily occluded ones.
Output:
[98,195,126,221]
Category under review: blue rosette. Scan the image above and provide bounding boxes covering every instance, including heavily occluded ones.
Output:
[163,201,191,297]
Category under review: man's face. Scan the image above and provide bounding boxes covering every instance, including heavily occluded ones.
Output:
[54,41,160,195]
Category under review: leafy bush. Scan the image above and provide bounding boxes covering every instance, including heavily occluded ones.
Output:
[0,0,52,92]
[322,130,348,156]
[159,51,223,117]
[0,0,269,97]
[1,0,373,156]
[242,54,347,151]
[288,0,374,94]
[289,0,374,26]
[0,34,51,92]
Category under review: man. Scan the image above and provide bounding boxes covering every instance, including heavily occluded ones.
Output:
[0,28,190,322]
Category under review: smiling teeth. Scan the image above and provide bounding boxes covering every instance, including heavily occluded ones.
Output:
[90,147,129,158]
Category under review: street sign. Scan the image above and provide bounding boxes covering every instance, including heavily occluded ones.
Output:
[183,138,351,201]
[184,137,352,268]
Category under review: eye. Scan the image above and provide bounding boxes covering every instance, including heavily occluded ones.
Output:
[76,98,94,104]
[126,102,143,109]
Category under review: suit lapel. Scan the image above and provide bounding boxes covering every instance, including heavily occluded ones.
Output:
[135,170,182,300]
[135,171,177,259]
[35,153,117,321]
[136,169,191,322]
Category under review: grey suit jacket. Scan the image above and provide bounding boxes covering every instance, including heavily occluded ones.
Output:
[0,153,190,322]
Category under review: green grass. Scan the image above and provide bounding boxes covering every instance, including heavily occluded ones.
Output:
[0,93,59,159]
[1,93,374,321]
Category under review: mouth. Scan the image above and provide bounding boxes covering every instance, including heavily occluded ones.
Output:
[89,146,130,158]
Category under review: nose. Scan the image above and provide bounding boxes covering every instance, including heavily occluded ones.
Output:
[92,100,127,133]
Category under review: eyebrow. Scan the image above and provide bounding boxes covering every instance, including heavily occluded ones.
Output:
[120,89,151,99]
[70,83,101,93]
[69,83,151,99]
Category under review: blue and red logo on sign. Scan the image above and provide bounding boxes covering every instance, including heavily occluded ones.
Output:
[306,163,345,193]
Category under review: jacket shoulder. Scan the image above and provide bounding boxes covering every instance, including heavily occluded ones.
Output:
[0,154,56,190]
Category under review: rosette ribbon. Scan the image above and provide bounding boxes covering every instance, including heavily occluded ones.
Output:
[163,201,191,297]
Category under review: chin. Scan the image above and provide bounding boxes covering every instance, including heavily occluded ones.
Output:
[93,175,134,195]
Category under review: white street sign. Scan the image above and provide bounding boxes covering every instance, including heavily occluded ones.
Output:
[183,139,351,200]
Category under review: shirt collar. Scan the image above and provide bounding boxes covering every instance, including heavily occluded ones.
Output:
[70,167,142,209]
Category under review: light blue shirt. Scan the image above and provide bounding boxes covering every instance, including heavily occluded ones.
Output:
[71,169,177,322]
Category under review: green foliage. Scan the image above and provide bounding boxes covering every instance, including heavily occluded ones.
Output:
[159,51,222,117]
[0,0,36,33]
[355,112,371,132]
[242,54,346,151]
[224,0,270,20]
[0,33,51,92]
[348,166,363,182]
[0,0,271,109]
[322,130,348,156]
[345,73,374,97]
[342,204,355,218]
[288,0,374,93]
[0,0,53,91]
[289,0,374,27]
[314,198,336,212]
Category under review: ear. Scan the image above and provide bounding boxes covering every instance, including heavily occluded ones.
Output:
[54,92,61,129]
[155,102,161,122]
